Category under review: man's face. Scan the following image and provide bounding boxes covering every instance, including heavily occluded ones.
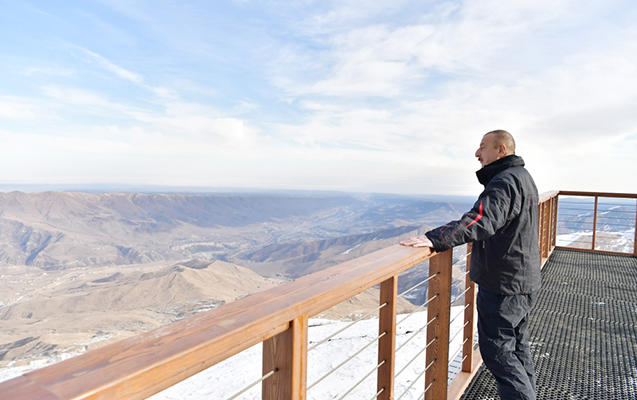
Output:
[475,134,501,167]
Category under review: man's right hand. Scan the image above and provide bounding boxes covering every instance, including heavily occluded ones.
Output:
[400,236,434,248]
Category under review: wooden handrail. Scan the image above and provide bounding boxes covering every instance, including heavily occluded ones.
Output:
[558,190,637,199]
[555,191,636,256]
[539,191,559,266]
[3,189,608,400]
[0,245,434,399]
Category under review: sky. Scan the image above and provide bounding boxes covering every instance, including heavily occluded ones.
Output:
[1,0,636,196]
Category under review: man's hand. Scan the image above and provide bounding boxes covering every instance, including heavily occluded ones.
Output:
[400,236,434,248]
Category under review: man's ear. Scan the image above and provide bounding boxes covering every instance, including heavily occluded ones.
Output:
[499,144,507,157]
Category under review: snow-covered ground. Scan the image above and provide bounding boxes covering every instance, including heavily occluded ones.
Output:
[0,309,469,400]
[557,228,634,253]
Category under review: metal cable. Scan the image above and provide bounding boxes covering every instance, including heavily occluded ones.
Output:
[424,379,435,394]
[396,360,435,400]
[451,253,470,267]
[597,214,636,220]
[448,304,471,328]
[593,221,636,227]
[371,387,384,400]
[450,286,472,305]
[448,355,469,384]
[225,368,277,400]
[414,380,436,400]
[399,273,438,298]
[336,360,386,400]
[449,277,465,290]
[396,295,438,327]
[308,303,388,352]
[395,337,437,380]
[395,315,438,354]
[448,337,470,365]
[557,222,594,227]
[307,332,387,391]
[449,321,470,346]
[596,201,637,206]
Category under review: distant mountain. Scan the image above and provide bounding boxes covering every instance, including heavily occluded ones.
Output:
[0,191,473,273]
[0,259,283,367]
[0,190,475,373]
[0,191,361,269]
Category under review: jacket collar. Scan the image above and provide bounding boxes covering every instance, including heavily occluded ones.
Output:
[476,154,525,186]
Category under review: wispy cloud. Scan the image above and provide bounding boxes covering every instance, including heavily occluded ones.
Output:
[78,47,145,85]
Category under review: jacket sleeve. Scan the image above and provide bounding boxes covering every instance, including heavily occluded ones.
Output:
[425,176,520,252]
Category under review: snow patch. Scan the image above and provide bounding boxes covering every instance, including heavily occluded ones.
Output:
[341,243,362,255]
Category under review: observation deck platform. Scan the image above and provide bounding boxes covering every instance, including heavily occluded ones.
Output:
[460,248,637,400]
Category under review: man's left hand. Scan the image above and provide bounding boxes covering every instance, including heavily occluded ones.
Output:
[400,236,434,248]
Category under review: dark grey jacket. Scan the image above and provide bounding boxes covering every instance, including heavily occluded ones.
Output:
[425,155,541,295]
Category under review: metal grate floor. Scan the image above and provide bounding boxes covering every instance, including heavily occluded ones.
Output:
[459,248,637,400]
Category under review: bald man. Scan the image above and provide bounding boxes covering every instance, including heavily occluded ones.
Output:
[402,130,541,400]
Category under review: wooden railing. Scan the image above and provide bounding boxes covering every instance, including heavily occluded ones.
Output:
[0,191,578,400]
[555,191,637,256]
[539,191,559,267]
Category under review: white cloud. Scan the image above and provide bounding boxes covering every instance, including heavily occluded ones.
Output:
[79,47,145,85]
[2,0,636,194]
[0,100,38,120]
[23,67,76,77]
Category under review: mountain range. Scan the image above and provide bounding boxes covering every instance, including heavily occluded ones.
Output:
[0,190,473,371]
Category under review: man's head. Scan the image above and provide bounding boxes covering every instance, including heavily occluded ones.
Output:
[475,130,516,167]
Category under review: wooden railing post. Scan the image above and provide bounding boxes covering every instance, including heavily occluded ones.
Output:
[425,249,452,400]
[591,196,599,251]
[552,196,559,249]
[539,199,544,266]
[462,243,476,373]
[377,276,397,400]
[541,201,548,261]
[548,199,552,253]
[263,315,308,400]
[633,198,637,257]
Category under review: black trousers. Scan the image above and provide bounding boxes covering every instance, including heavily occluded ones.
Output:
[477,288,537,400]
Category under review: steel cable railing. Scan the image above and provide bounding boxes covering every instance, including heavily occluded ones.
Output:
[309,244,470,399]
[398,273,438,298]
[594,222,636,227]
[308,302,388,352]
[391,244,473,400]
[450,286,472,306]
[449,305,471,328]
[596,213,635,220]
[396,247,470,328]
[334,360,386,400]
[396,359,435,400]
[395,316,437,354]
[225,368,278,400]
[371,387,385,400]
[448,335,469,362]
[448,354,469,385]
[307,331,387,391]
[395,336,436,381]
[420,380,435,399]
[395,294,438,327]
[557,207,596,211]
